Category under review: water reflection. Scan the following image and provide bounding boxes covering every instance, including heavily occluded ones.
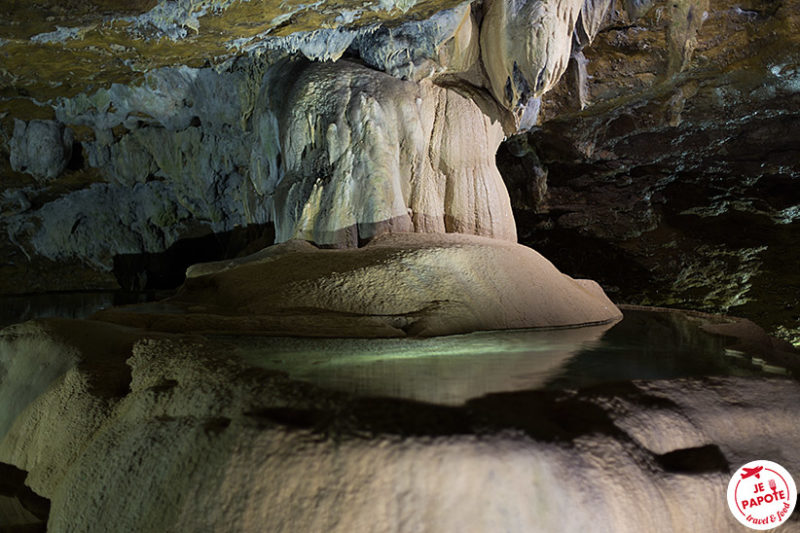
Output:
[543,310,761,389]
[236,311,770,405]
[0,291,171,329]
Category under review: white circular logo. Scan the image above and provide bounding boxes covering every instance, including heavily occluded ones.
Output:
[727,460,797,529]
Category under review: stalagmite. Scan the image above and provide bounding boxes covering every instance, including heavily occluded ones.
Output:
[267,59,516,246]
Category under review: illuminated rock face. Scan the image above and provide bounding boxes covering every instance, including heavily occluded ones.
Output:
[0,0,701,292]
[94,233,621,337]
[6,57,516,269]
[480,0,583,110]
[269,60,516,246]
[1,0,799,350]
[0,0,631,284]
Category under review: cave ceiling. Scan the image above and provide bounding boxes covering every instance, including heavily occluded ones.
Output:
[0,0,464,105]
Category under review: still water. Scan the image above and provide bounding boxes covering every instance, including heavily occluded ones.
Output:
[0,294,783,406]
[233,310,779,405]
[0,291,171,330]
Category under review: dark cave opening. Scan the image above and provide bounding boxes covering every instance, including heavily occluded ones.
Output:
[111,223,275,291]
[0,462,49,532]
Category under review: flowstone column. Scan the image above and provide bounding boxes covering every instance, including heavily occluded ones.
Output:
[262,59,517,247]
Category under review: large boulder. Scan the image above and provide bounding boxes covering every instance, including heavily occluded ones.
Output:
[95,232,622,337]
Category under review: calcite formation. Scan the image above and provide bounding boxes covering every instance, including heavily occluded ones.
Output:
[2,0,631,277]
[8,120,74,181]
[499,0,800,345]
[480,0,582,109]
[2,0,800,530]
[0,0,632,343]
[1,0,798,349]
[270,59,516,246]
[94,233,622,337]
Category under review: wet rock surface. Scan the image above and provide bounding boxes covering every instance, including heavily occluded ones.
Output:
[0,313,797,532]
[2,0,799,531]
[0,0,795,351]
[1,0,796,342]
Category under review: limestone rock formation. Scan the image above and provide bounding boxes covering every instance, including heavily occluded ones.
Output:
[9,120,74,181]
[94,232,621,337]
[1,0,628,289]
[3,0,800,530]
[2,0,798,343]
[351,3,480,81]
[269,60,516,246]
[480,0,582,110]
[497,0,800,344]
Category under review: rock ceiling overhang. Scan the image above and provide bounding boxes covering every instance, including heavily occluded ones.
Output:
[0,0,465,106]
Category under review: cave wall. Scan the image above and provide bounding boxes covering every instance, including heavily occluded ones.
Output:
[498,0,800,344]
[0,0,570,291]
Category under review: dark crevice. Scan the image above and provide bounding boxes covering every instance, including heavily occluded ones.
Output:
[512,208,655,297]
[244,408,335,432]
[655,444,729,474]
[112,223,275,291]
[597,23,647,34]
[66,141,84,172]
[0,463,49,531]
[203,417,231,435]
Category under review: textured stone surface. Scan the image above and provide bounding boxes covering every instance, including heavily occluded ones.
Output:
[0,0,640,294]
[5,56,517,273]
[9,120,74,181]
[0,314,798,532]
[2,0,548,282]
[497,0,800,345]
[95,232,621,337]
[0,0,493,290]
[352,3,480,80]
[0,0,797,342]
[0,0,466,101]
[480,0,582,110]
[270,60,515,246]
[3,1,800,531]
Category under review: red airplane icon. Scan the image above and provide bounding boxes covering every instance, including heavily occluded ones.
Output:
[741,466,764,480]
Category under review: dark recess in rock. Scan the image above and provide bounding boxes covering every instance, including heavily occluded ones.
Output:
[112,223,275,291]
[655,444,729,474]
[0,462,50,531]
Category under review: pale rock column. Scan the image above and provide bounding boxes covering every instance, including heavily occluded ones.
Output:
[480,0,584,113]
[265,59,516,247]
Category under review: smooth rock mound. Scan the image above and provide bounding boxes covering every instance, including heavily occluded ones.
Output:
[95,233,622,337]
